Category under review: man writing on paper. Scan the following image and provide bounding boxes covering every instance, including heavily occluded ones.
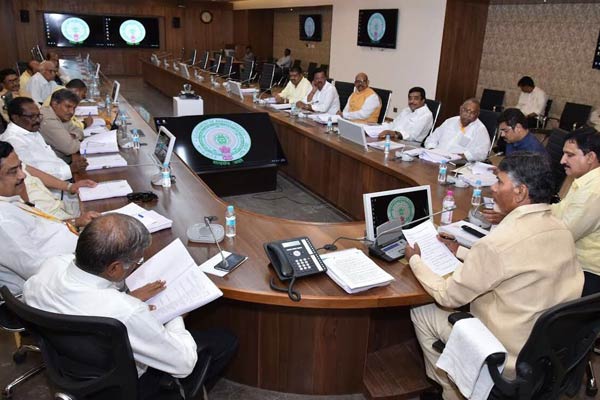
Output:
[0,141,98,293]
[1,97,86,180]
[24,214,238,399]
[378,87,433,143]
[338,72,381,124]
[275,66,312,105]
[405,152,583,400]
[42,79,94,131]
[424,98,490,162]
[497,108,546,156]
[296,68,340,115]
[26,60,59,104]
[40,89,85,159]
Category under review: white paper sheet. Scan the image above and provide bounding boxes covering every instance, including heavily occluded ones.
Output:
[106,202,172,233]
[402,220,460,276]
[367,140,405,151]
[199,251,233,277]
[362,125,387,138]
[78,180,132,201]
[75,105,99,116]
[85,154,127,170]
[321,248,394,293]
[80,130,119,154]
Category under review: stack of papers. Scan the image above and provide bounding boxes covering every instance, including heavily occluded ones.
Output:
[368,140,405,151]
[362,125,387,138]
[419,148,462,163]
[85,154,127,171]
[320,248,394,294]
[75,105,99,116]
[308,113,340,124]
[269,103,291,110]
[240,88,258,94]
[471,162,495,175]
[402,220,461,276]
[438,221,489,248]
[80,130,119,154]
[107,202,173,233]
[460,172,497,187]
[78,179,133,201]
[83,126,109,137]
[125,239,223,324]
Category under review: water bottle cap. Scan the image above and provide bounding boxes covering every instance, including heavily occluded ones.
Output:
[162,162,169,168]
[476,180,482,185]
[441,160,447,164]
[227,205,234,212]
[447,190,454,196]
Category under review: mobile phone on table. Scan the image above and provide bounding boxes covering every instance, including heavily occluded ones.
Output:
[214,253,248,272]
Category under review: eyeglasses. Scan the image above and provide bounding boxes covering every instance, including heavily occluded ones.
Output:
[127,191,158,202]
[21,113,43,120]
[354,79,367,84]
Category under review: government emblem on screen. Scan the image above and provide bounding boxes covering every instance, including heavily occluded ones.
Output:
[367,12,386,43]
[119,20,146,45]
[61,17,90,44]
[386,196,415,225]
[304,17,316,39]
[191,118,251,165]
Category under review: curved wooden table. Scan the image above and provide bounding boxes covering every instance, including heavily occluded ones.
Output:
[72,60,480,399]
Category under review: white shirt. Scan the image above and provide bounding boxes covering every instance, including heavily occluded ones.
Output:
[26,72,58,104]
[0,196,78,293]
[303,81,340,115]
[516,86,547,117]
[0,122,72,180]
[342,91,381,121]
[24,255,198,378]
[385,105,434,143]
[276,55,292,69]
[425,116,490,161]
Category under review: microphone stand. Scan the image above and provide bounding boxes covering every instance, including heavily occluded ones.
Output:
[204,216,228,269]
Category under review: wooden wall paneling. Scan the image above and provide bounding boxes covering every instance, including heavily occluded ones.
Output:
[233,10,249,51]
[0,1,18,68]
[435,0,490,124]
[183,2,234,56]
[248,9,274,61]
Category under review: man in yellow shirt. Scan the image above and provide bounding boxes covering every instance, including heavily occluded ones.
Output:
[338,72,381,124]
[275,66,312,105]
[18,60,39,96]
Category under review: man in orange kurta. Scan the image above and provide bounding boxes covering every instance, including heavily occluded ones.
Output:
[339,72,381,124]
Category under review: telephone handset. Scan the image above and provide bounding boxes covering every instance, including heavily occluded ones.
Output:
[264,236,327,301]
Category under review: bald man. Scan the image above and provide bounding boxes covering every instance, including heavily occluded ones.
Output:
[338,72,381,124]
[25,61,59,104]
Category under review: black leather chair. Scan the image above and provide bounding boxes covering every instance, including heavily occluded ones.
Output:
[557,102,593,131]
[0,286,212,400]
[0,292,44,399]
[258,63,275,92]
[319,63,329,76]
[545,128,569,196]
[481,89,505,112]
[199,51,210,70]
[371,87,392,124]
[434,293,600,399]
[478,109,501,155]
[238,60,254,84]
[306,62,318,82]
[334,80,354,112]
[421,99,442,145]
[291,59,301,69]
[220,55,234,79]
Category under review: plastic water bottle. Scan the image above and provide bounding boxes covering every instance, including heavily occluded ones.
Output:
[104,94,112,112]
[441,190,455,225]
[290,102,297,117]
[471,179,482,207]
[326,116,333,133]
[225,205,236,237]
[437,160,448,184]
[384,134,391,157]
[132,129,140,150]
[161,163,171,188]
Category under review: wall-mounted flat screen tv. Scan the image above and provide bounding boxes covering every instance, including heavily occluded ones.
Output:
[44,12,160,48]
[357,9,398,49]
[299,15,322,42]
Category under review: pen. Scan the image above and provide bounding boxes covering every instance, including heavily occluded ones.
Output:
[137,213,145,219]
[83,148,87,159]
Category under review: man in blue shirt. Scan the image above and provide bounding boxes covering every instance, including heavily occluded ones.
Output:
[497,108,547,156]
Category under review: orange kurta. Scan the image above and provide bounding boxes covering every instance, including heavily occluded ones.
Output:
[347,87,381,124]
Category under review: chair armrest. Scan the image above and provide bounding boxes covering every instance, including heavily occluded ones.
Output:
[448,311,474,325]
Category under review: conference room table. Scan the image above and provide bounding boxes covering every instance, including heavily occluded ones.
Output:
[67,59,486,400]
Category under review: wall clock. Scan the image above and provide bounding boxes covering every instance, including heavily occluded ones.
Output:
[200,10,213,24]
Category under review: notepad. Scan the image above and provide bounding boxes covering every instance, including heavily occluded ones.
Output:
[80,130,119,154]
[321,248,394,294]
[402,220,461,276]
[85,154,127,170]
[269,103,292,110]
[78,179,132,201]
[106,202,173,233]
[75,105,99,116]
[125,239,223,324]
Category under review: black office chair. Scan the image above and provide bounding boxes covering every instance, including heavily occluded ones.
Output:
[306,62,318,81]
[15,61,29,76]
[220,55,234,79]
[545,128,568,196]
[371,87,392,124]
[421,99,442,145]
[0,286,212,400]
[480,89,505,112]
[291,59,301,69]
[334,81,354,112]
[555,102,593,131]
[477,109,501,155]
[433,293,600,399]
[258,63,275,91]
[319,63,329,76]
[0,292,45,399]
[239,60,255,84]
[199,51,210,70]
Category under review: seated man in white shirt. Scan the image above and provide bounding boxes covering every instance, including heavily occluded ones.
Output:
[296,68,340,115]
[379,86,433,143]
[338,72,381,124]
[25,60,59,104]
[24,214,238,399]
[276,48,292,69]
[0,97,87,180]
[275,66,312,105]
[0,141,98,293]
[424,98,491,161]
[516,76,547,123]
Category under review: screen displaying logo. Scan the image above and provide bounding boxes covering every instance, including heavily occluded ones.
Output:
[119,20,146,45]
[304,17,315,39]
[386,196,415,225]
[191,118,251,164]
[61,17,90,44]
[367,13,386,43]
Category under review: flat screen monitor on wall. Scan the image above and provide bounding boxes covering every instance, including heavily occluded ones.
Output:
[299,15,322,42]
[357,9,398,49]
[44,12,160,48]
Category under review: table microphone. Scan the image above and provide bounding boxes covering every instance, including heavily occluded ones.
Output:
[203,216,228,269]
[255,84,276,102]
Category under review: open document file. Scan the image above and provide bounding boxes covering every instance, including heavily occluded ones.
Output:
[320,248,394,294]
[78,180,133,201]
[106,202,172,233]
[125,239,223,324]
[85,154,127,171]
[80,130,119,154]
[402,220,461,276]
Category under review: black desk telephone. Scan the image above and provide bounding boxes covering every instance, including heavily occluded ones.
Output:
[264,237,327,301]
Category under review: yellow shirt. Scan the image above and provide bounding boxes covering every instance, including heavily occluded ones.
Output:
[551,166,600,274]
[279,77,312,105]
[19,71,32,97]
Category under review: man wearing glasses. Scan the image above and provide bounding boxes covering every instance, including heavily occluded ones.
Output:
[338,72,381,124]
[424,98,490,161]
[25,60,58,104]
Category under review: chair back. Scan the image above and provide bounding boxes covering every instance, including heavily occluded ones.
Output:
[292,59,301,69]
[559,102,592,131]
[422,99,442,145]
[319,63,329,75]
[221,56,234,78]
[16,61,29,76]
[239,60,254,83]
[491,293,600,399]
[543,99,553,118]
[200,51,210,70]
[0,294,24,332]
[371,87,392,124]
[307,62,318,81]
[259,63,275,91]
[334,81,354,112]
[480,89,505,112]
[545,128,568,197]
[0,286,139,400]
[478,109,501,154]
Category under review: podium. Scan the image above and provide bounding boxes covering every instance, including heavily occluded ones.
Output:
[173,96,204,117]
